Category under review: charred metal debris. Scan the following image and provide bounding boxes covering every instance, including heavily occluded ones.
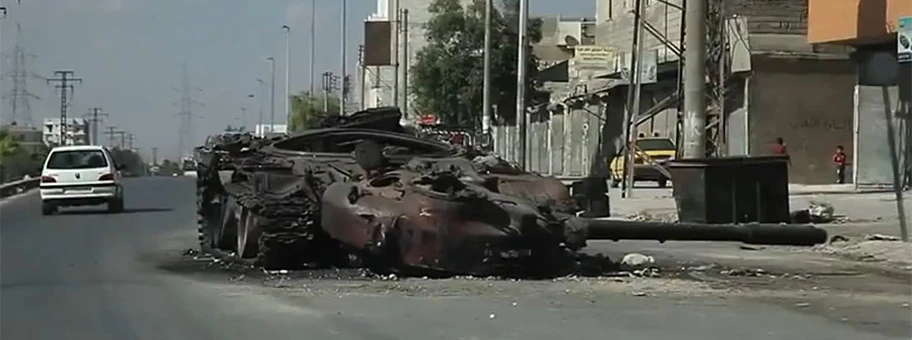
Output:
[193,107,829,278]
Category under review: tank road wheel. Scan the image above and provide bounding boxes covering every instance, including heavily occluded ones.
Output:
[217,196,239,252]
[236,208,262,259]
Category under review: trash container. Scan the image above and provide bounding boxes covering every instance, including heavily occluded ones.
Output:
[571,176,610,218]
[667,156,790,224]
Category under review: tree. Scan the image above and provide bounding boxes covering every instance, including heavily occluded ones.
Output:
[289,91,341,132]
[411,0,548,129]
[0,128,19,158]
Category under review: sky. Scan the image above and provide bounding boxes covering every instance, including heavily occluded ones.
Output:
[1,0,593,161]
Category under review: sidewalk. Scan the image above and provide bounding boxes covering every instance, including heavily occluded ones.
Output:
[608,183,911,269]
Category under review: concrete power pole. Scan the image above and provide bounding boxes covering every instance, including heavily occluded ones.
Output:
[621,0,647,198]
[309,0,316,96]
[358,45,366,110]
[398,9,409,116]
[104,126,117,147]
[391,0,400,106]
[84,107,108,145]
[340,0,347,115]
[47,70,83,146]
[514,0,529,170]
[482,0,493,138]
[681,0,708,159]
[283,25,291,127]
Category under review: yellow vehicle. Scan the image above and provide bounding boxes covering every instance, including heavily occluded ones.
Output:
[610,137,676,188]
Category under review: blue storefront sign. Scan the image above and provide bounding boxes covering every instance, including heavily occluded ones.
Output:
[899,16,912,63]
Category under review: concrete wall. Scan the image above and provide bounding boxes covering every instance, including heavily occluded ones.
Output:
[747,56,856,184]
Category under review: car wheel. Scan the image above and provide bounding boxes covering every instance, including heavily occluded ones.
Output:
[108,195,125,213]
[657,179,668,188]
[41,201,57,215]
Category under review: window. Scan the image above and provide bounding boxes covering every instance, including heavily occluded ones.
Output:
[46,150,108,169]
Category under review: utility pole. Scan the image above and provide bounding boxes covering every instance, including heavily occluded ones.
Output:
[621,0,646,198]
[84,107,108,145]
[309,0,316,96]
[391,0,400,106]
[47,70,83,146]
[358,44,366,110]
[152,147,159,166]
[321,71,336,113]
[340,0,347,115]
[3,23,41,127]
[482,0,493,138]
[399,8,409,117]
[282,25,291,127]
[256,78,266,134]
[514,0,529,170]
[266,57,276,132]
[682,0,707,158]
[125,133,136,150]
[175,63,204,156]
[115,131,127,149]
[105,126,117,147]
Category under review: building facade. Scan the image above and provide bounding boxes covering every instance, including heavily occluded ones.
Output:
[43,117,89,146]
[360,0,474,118]
[807,0,912,189]
[579,0,858,184]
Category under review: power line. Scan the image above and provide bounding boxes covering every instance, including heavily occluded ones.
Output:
[46,70,82,145]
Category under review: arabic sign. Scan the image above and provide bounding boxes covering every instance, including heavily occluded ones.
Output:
[898,16,912,63]
[572,45,617,71]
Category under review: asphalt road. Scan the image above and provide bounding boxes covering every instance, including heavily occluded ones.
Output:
[1,177,907,340]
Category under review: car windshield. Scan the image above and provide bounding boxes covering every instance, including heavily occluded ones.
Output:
[46,150,108,170]
[636,138,676,151]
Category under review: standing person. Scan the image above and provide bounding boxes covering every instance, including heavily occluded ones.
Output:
[771,137,791,166]
[833,145,848,184]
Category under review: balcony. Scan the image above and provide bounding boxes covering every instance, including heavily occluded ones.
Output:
[808,0,912,45]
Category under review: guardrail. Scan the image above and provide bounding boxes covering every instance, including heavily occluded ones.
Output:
[0,178,41,199]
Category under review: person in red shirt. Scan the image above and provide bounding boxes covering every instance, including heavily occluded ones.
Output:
[771,137,791,166]
[833,145,848,184]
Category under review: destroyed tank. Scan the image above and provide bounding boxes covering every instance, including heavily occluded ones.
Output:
[194,108,828,276]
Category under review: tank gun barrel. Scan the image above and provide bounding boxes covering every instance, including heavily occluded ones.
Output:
[581,219,828,246]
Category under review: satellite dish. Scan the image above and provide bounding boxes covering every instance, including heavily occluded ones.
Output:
[564,35,580,47]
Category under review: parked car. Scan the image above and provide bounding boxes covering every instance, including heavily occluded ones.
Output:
[609,137,676,188]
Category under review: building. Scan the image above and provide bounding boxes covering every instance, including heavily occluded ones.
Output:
[533,0,859,184]
[43,117,89,146]
[254,123,287,138]
[807,0,912,189]
[360,0,474,118]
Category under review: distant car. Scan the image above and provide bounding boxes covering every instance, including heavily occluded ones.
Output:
[39,145,125,215]
[609,137,676,188]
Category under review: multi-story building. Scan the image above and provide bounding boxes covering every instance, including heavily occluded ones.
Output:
[360,0,473,118]
[807,0,911,189]
[42,117,89,146]
[578,0,858,184]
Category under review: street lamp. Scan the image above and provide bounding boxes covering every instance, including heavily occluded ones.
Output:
[266,56,276,133]
[256,78,266,134]
[339,0,347,115]
[282,25,291,128]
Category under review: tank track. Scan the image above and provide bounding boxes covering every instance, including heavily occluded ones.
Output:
[226,165,347,269]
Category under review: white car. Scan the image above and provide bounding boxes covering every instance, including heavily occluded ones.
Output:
[39,145,125,215]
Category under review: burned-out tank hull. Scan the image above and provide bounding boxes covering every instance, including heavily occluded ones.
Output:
[193,108,828,276]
